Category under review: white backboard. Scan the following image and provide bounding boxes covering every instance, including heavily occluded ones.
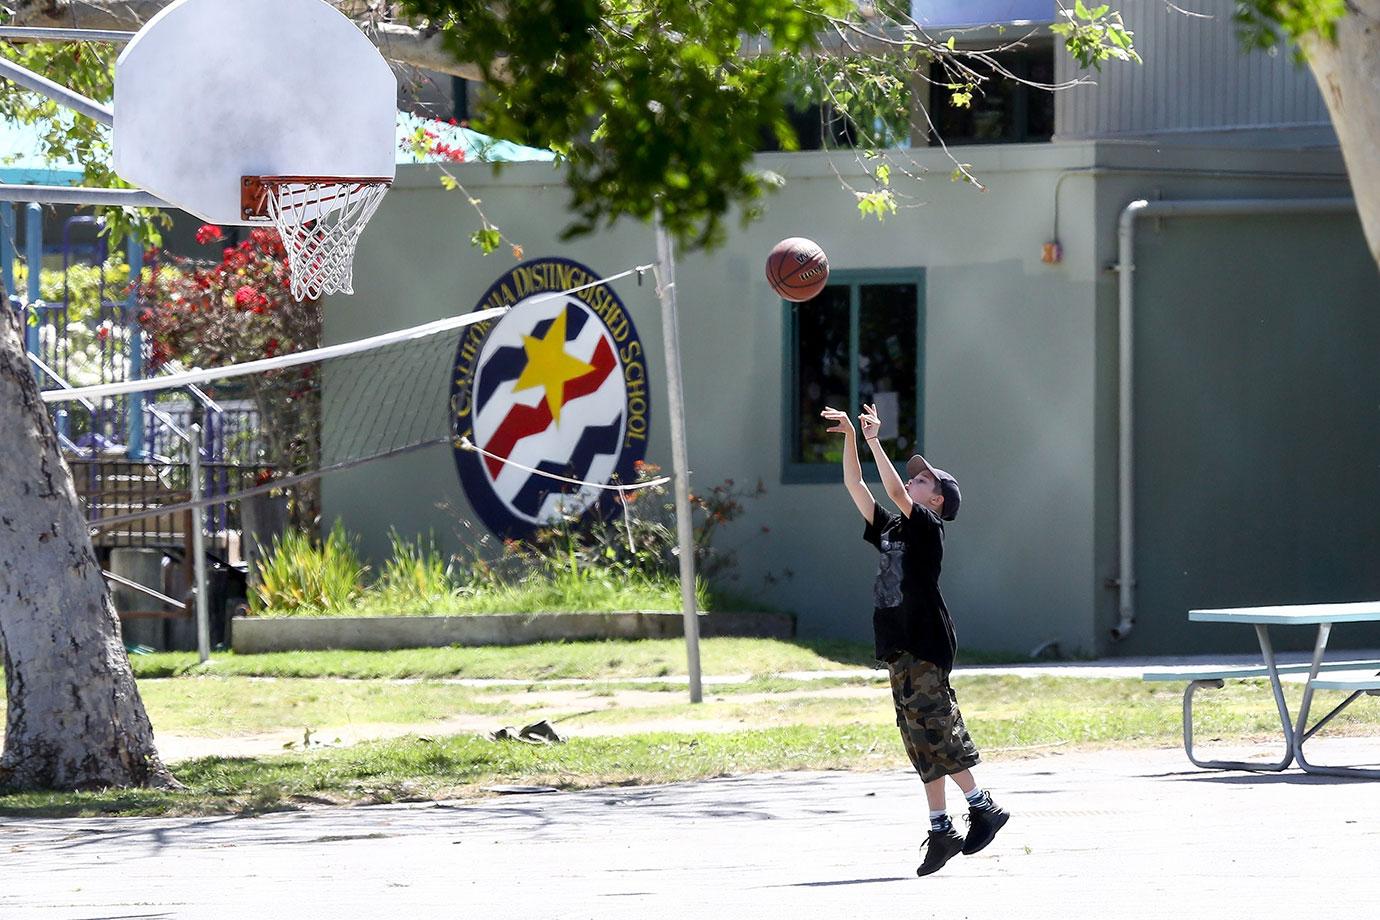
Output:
[113,0,397,225]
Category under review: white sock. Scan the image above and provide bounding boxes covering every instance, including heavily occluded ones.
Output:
[964,787,995,811]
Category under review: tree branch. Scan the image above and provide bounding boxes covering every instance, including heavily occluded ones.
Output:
[6,0,489,81]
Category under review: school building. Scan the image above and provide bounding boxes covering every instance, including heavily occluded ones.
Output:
[322,1,1380,658]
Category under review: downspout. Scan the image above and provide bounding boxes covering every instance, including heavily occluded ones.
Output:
[1111,196,1357,641]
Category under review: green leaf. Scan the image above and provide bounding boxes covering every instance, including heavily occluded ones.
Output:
[471,227,502,254]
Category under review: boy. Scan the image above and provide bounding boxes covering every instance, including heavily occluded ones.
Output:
[820,403,1008,877]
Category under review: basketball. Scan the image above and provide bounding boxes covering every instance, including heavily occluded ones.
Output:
[766,237,830,302]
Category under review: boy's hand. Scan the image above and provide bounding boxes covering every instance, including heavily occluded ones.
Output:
[859,403,881,441]
[820,406,855,436]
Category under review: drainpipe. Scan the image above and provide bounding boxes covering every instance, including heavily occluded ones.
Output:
[1111,196,1357,641]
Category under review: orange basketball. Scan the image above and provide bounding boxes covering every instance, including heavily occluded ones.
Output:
[766,237,830,302]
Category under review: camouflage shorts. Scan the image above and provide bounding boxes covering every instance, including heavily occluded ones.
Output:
[886,653,981,783]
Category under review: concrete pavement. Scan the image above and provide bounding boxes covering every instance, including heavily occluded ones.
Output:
[4,739,1379,919]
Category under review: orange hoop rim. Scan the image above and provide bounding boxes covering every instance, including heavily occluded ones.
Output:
[240,175,393,220]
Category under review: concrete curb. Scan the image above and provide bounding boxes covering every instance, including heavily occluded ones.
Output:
[230,611,795,653]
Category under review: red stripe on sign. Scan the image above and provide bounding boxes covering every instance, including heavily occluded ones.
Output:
[484,402,552,479]
[563,337,616,404]
[482,336,619,479]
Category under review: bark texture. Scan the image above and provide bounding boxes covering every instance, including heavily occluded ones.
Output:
[7,0,486,81]
[0,309,175,791]
[1304,3,1380,268]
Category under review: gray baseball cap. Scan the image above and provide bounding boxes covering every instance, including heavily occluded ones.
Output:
[906,455,961,521]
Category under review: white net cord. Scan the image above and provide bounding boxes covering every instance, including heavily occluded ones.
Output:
[265,179,391,301]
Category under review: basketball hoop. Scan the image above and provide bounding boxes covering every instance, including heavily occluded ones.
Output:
[241,176,391,301]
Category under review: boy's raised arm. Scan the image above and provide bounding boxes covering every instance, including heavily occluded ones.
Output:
[820,406,875,521]
[859,403,912,518]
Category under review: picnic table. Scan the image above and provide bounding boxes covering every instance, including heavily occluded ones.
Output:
[1143,602,1380,778]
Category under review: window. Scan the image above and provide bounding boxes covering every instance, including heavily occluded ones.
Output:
[927,42,1055,145]
[783,271,925,483]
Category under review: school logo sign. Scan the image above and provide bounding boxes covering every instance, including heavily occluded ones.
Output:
[451,258,650,539]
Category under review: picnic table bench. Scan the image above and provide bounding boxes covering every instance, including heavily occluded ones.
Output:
[1142,602,1380,778]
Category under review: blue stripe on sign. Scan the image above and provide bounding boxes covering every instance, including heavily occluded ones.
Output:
[564,303,589,339]
[475,346,529,409]
[529,304,589,342]
[509,417,624,517]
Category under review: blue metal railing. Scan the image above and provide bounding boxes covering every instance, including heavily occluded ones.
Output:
[2,205,273,543]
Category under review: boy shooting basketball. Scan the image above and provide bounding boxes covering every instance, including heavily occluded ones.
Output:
[820,403,1009,877]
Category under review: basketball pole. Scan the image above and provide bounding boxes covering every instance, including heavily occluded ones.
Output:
[653,208,703,705]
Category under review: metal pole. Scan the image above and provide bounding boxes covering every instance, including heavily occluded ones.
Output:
[1,202,15,308]
[189,424,211,662]
[24,203,41,357]
[0,56,114,126]
[0,27,136,43]
[125,233,146,460]
[0,185,166,208]
[653,209,702,704]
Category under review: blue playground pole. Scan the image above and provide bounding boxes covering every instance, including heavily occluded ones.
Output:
[24,203,42,357]
[125,233,145,460]
[1,203,15,310]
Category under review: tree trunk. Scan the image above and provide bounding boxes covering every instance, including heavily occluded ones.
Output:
[1304,2,1380,269]
[0,308,175,791]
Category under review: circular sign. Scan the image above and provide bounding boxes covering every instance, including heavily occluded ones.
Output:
[451,258,650,539]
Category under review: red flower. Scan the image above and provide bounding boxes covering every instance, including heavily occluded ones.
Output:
[96,327,110,341]
[234,285,260,309]
[265,338,279,356]
[250,228,284,256]
[195,224,224,245]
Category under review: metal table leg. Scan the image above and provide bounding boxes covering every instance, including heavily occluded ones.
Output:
[1293,623,1380,779]
[1178,625,1295,772]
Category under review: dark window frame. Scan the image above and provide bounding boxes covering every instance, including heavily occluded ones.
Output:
[927,40,1056,146]
[780,268,927,485]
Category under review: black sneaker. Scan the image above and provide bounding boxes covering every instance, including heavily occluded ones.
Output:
[961,802,1010,855]
[916,827,965,877]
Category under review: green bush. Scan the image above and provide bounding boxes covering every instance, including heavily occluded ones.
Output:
[251,521,368,616]
[365,530,460,614]
[13,259,135,325]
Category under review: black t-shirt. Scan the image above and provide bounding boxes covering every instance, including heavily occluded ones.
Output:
[862,501,957,673]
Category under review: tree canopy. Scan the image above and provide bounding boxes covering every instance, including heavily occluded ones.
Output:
[2,0,1143,251]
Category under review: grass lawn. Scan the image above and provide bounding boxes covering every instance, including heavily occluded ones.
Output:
[115,671,1380,742]
[3,664,1379,816]
[123,638,1026,681]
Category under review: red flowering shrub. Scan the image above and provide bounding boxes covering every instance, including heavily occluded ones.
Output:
[194,224,224,245]
[138,225,321,526]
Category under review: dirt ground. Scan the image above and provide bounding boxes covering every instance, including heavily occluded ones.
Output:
[151,682,894,762]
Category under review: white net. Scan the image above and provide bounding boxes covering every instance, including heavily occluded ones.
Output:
[262,178,391,301]
[40,262,660,529]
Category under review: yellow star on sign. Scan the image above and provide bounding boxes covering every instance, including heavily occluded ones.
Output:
[513,309,594,423]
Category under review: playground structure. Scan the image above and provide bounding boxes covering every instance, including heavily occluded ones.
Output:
[0,0,401,655]
[1,205,261,650]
